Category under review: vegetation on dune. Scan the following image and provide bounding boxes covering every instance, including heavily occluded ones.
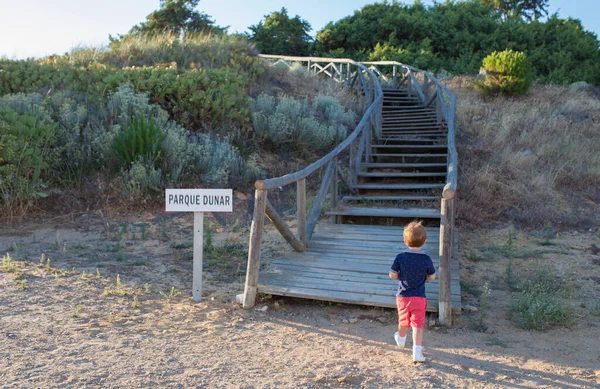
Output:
[0,6,358,218]
[314,0,600,85]
[451,78,600,226]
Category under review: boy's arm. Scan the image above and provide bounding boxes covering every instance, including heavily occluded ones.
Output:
[426,256,436,281]
[389,255,401,280]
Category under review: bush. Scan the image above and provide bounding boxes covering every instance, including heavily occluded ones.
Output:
[113,116,166,167]
[0,109,56,216]
[475,50,533,96]
[251,94,355,153]
[509,265,571,330]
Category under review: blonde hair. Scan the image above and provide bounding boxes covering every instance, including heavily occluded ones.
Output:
[404,221,427,248]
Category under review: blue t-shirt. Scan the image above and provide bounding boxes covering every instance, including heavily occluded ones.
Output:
[390,250,436,297]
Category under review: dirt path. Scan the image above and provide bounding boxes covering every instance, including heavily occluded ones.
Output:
[1,214,599,388]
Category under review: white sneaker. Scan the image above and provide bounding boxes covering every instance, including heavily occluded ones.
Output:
[394,332,406,347]
[413,346,426,362]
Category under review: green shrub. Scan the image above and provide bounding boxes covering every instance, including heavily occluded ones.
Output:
[475,50,533,96]
[0,109,56,215]
[121,159,163,196]
[250,94,355,153]
[114,116,166,168]
[509,266,571,330]
[195,135,255,186]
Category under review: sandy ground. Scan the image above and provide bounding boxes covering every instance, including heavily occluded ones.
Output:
[1,212,599,388]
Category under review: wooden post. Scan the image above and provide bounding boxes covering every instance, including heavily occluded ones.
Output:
[349,139,355,185]
[307,60,312,73]
[346,64,351,84]
[330,158,338,223]
[192,212,204,302]
[306,161,336,240]
[393,65,397,87]
[297,179,307,246]
[436,91,443,124]
[439,196,455,326]
[242,189,267,309]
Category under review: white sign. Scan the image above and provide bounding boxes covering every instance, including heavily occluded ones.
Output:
[165,188,233,302]
[165,189,233,212]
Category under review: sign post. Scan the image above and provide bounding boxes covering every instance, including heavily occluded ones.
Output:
[165,189,233,302]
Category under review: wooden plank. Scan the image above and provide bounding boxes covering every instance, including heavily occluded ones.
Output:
[341,195,438,201]
[371,145,447,149]
[371,153,446,157]
[264,261,460,282]
[357,172,446,178]
[259,277,460,299]
[315,224,438,234]
[261,265,460,287]
[257,285,459,311]
[361,162,446,168]
[327,207,441,219]
[284,251,460,271]
[351,183,445,190]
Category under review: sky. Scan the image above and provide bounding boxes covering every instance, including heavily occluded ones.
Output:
[0,0,598,59]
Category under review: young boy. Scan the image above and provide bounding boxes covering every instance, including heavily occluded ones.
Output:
[389,221,436,362]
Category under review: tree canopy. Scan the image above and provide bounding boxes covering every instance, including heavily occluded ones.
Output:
[127,0,225,37]
[248,8,312,56]
[480,0,549,21]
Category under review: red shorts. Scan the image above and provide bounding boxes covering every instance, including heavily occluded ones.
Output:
[396,297,427,329]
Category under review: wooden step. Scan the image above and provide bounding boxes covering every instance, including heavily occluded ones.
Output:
[352,183,445,190]
[383,118,439,123]
[381,130,447,135]
[341,195,439,201]
[371,153,447,157]
[381,130,447,134]
[382,135,440,143]
[382,125,445,131]
[327,207,441,219]
[382,107,433,112]
[358,172,446,178]
[361,163,447,168]
[371,145,448,150]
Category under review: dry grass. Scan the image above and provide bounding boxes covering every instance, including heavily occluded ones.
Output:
[447,77,600,227]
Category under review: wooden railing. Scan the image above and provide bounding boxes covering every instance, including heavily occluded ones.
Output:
[242,55,383,308]
[363,61,458,325]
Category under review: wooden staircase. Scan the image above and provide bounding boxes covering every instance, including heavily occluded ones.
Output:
[328,88,447,225]
[242,56,460,320]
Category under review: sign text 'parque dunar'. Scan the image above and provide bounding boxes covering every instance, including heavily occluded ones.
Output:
[165,189,232,212]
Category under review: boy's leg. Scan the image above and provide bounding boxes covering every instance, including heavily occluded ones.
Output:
[409,297,427,362]
[412,327,423,346]
[395,297,410,347]
[398,324,408,337]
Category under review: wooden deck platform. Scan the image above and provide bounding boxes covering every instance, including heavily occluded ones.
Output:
[257,224,460,312]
